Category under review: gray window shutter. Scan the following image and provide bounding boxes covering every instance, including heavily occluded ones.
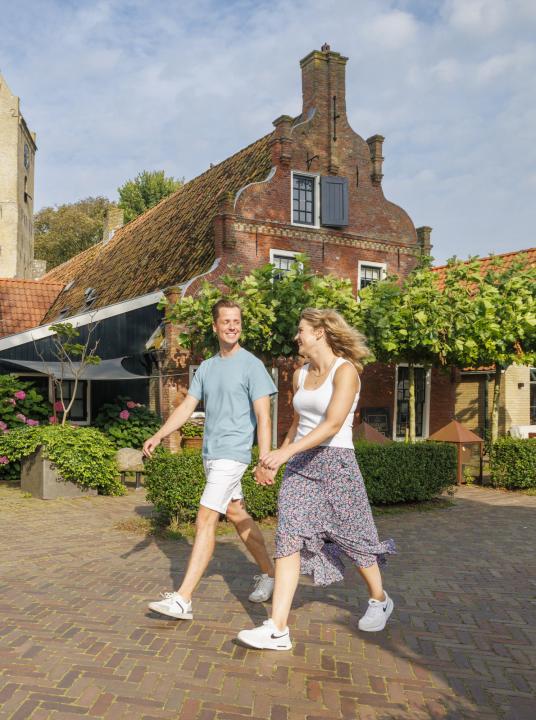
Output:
[320,176,348,227]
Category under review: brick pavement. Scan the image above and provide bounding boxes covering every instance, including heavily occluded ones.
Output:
[0,483,535,720]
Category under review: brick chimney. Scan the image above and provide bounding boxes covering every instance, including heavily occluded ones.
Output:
[300,45,348,122]
[416,226,433,254]
[366,135,385,186]
[102,206,124,245]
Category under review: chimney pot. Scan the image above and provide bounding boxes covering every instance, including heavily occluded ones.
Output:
[102,206,124,244]
[366,135,385,186]
[321,43,331,52]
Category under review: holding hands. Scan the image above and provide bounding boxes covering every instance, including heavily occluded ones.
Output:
[259,446,293,474]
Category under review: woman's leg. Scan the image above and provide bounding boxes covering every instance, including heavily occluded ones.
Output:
[271,552,301,631]
[357,561,386,601]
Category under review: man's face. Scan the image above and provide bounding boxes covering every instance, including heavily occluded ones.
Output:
[213,307,242,347]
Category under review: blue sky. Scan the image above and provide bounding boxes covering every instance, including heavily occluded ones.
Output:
[2,0,535,263]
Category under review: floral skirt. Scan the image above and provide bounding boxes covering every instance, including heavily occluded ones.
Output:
[275,446,395,586]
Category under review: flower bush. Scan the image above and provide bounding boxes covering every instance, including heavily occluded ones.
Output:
[94,396,161,449]
[0,424,124,495]
[0,375,52,430]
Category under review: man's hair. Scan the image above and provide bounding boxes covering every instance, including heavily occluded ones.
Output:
[211,298,242,321]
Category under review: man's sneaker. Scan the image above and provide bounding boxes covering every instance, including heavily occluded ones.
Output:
[358,591,394,632]
[248,574,275,603]
[237,619,292,650]
[148,592,193,620]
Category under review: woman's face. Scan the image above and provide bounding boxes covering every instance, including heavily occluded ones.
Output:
[294,319,322,356]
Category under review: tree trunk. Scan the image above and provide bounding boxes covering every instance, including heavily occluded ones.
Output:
[491,365,502,443]
[408,363,416,442]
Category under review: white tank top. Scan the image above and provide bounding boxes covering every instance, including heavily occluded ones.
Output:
[293,356,360,449]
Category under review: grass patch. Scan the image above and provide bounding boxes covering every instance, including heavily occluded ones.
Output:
[115,514,278,540]
[371,497,455,515]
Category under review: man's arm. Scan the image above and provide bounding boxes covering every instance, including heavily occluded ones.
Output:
[253,395,275,485]
[142,394,199,457]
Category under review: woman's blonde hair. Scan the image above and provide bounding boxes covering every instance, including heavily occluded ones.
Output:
[300,308,370,372]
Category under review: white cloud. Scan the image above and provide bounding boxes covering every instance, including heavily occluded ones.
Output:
[1,0,535,263]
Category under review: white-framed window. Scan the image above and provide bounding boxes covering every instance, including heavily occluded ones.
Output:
[358,260,387,291]
[269,249,300,280]
[393,365,431,440]
[189,365,205,416]
[291,171,320,228]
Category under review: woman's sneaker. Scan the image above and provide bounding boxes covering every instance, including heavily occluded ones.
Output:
[237,619,292,650]
[248,574,275,603]
[148,592,193,620]
[358,592,394,632]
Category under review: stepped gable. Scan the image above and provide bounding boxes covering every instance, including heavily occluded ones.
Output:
[42,133,273,321]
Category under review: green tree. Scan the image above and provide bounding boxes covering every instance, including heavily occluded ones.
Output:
[443,255,536,442]
[34,197,113,270]
[118,170,183,223]
[357,257,451,442]
[163,256,362,365]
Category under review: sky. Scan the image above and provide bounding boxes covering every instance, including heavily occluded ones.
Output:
[1,0,535,263]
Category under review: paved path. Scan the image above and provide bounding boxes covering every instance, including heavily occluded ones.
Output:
[0,483,535,720]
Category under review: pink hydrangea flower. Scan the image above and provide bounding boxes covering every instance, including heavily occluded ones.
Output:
[0,421,7,431]
[15,413,26,423]
[126,401,137,409]
[54,401,64,412]
[0,456,9,465]
[26,419,39,427]
[49,416,58,425]
[14,390,26,400]
[119,410,130,420]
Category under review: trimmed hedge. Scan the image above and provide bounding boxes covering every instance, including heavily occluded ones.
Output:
[355,441,456,504]
[144,441,456,521]
[489,437,536,489]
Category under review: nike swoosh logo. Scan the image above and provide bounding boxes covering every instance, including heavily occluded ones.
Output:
[271,633,288,639]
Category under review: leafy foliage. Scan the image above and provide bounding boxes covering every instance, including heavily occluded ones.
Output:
[34,196,113,269]
[0,375,52,429]
[94,397,161,449]
[180,421,204,438]
[144,448,283,522]
[355,441,457,503]
[163,255,362,363]
[144,443,454,522]
[118,170,183,223]
[0,425,124,495]
[489,437,536,489]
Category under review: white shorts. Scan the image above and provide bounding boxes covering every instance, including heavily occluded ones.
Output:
[200,458,249,514]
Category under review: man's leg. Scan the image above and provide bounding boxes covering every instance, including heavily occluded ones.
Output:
[226,499,274,577]
[176,505,221,601]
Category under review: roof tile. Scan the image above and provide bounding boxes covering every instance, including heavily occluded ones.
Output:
[0,279,63,338]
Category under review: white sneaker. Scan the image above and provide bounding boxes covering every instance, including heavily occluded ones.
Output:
[237,619,292,650]
[248,574,275,603]
[148,592,193,620]
[358,591,394,632]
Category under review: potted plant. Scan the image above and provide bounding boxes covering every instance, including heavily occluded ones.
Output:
[181,421,204,449]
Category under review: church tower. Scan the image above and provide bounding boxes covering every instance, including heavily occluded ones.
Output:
[0,72,37,278]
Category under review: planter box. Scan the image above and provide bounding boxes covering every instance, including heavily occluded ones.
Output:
[181,437,203,450]
[20,446,97,500]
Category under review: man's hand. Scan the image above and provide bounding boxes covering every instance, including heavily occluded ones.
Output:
[260,447,291,473]
[143,435,161,458]
[254,464,276,485]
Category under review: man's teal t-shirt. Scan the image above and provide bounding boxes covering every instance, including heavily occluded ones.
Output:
[188,348,277,464]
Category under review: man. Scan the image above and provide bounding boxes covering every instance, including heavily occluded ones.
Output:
[143,298,277,620]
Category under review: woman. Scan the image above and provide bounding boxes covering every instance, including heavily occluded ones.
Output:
[237,308,395,650]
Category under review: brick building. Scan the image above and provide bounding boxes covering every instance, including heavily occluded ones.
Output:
[1,46,456,444]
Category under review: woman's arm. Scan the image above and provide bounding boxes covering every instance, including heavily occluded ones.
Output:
[260,363,359,471]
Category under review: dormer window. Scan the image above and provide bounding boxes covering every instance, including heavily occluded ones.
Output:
[84,288,98,307]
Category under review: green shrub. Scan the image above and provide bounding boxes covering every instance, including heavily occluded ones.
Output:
[355,441,457,504]
[144,447,282,522]
[94,396,161,449]
[0,374,52,429]
[490,437,536,489]
[0,425,124,495]
[181,421,204,438]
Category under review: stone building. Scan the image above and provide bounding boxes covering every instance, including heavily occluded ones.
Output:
[0,46,455,444]
[0,72,37,279]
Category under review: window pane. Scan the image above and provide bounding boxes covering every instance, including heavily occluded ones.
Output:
[293,175,315,225]
[360,265,383,290]
[396,367,426,438]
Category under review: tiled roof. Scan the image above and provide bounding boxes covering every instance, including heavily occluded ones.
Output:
[0,279,63,338]
[433,247,536,286]
[42,133,274,321]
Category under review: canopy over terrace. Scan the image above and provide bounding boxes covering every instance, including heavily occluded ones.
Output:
[0,357,148,381]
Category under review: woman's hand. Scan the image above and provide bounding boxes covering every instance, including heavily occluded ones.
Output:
[260,446,293,473]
